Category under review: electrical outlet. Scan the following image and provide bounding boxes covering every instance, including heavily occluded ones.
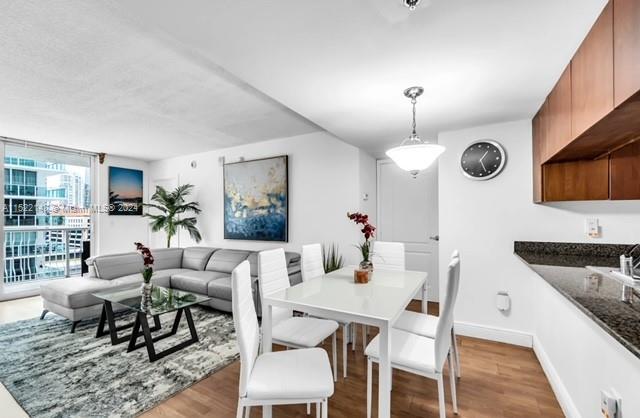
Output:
[586,218,600,238]
[600,390,621,418]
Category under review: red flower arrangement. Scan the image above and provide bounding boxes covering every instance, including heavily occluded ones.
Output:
[134,242,154,283]
[347,212,376,267]
[347,212,376,240]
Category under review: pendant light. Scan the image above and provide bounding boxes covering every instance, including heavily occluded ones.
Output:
[386,86,445,178]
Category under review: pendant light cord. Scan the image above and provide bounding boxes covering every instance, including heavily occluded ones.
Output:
[411,97,417,136]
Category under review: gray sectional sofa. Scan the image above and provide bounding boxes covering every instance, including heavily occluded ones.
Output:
[40,247,302,332]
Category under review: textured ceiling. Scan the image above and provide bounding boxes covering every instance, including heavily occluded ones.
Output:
[119,0,607,156]
[0,1,320,160]
[0,0,607,159]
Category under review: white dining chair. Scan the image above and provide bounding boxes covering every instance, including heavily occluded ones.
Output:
[258,248,340,382]
[232,260,334,418]
[365,258,461,418]
[371,241,406,271]
[394,250,462,378]
[302,243,354,378]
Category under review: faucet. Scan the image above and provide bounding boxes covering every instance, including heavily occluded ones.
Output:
[621,244,640,276]
[620,244,640,303]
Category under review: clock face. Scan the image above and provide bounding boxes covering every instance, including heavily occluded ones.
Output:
[460,140,506,180]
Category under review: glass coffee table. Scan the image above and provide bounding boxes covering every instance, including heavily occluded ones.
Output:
[93,285,211,362]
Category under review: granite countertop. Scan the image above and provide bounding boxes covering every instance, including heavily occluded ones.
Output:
[515,241,640,359]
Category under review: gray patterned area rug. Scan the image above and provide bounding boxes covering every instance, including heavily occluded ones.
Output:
[0,307,238,418]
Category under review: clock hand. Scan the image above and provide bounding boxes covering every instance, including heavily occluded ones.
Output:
[479,151,488,172]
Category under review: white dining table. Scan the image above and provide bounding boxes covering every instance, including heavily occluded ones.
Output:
[261,266,428,418]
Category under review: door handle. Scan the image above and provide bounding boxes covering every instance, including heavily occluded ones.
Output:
[429,235,439,241]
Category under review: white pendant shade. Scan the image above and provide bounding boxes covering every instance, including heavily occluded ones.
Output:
[386,142,446,173]
[386,86,446,177]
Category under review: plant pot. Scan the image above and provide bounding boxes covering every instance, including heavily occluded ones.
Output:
[354,269,371,284]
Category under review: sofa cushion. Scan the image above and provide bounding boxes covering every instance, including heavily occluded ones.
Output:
[93,252,143,280]
[205,249,250,273]
[170,270,227,294]
[40,278,115,309]
[109,273,143,288]
[182,247,216,271]
[247,251,301,277]
[207,277,233,300]
[152,248,184,270]
[151,268,194,288]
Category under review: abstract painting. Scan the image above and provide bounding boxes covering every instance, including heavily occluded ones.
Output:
[224,156,288,241]
[108,166,143,216]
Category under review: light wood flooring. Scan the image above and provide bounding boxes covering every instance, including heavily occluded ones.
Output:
[0,297,564,418]
[141,301,564,418]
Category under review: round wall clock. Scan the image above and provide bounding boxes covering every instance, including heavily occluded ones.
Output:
[460,140,507,180]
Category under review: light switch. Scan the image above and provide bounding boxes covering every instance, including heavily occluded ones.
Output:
[586,218,600,238]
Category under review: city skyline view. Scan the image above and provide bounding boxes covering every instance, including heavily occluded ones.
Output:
[4,148,92,284]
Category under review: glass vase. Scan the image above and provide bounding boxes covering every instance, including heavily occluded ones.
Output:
[359,259,374,272]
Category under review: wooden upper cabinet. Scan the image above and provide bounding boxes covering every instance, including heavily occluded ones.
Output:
[571,1,614,138]
[532,110,544,203]
[614,0,640,107]
[546,65,572,159]
[543,159,610,201]
[610,141,640,199]
[538,98,551,161]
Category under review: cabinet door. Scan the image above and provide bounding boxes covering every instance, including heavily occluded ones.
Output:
[571,2,614,138]
[538,98,551,161]
[543,159,610,201]
[532,111,544,203]
[547,65,572,158]
[610,141,640,199]
[614,0,640,107]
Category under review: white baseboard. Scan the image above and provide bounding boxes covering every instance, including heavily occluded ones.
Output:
[454,321,580,417]
[0,286,40,302]
[532,335,581,418]
[454,320,533,347]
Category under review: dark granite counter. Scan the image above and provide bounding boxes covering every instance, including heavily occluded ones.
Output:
[515,241,640,359]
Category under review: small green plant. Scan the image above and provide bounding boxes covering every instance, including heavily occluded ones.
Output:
[322,243,344,273]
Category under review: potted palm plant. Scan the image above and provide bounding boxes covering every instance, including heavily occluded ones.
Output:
[143,184,202,248]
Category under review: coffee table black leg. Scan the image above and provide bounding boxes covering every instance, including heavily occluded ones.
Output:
[95,300,163,345]
[184,307,199,343]
[130,307,200,362]
[126,313,142,353]
[96,304,107,338]
[104,301,119,345]
[171,308,183,334]
[138,312,158,361]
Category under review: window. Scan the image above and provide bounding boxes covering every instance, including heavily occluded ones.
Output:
[3,144,93,285]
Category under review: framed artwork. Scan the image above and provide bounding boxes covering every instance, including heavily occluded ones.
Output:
[108,166,143,216]
[224,155,288,241]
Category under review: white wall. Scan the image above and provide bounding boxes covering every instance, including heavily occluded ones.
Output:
[533,275,640,418]
[438,119,640,417]
[358,149,377,224]
[148,132,374,264]
[94,155,150,255]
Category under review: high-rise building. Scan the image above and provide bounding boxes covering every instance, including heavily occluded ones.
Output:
[47,173,84,209]
[4,156,90,284]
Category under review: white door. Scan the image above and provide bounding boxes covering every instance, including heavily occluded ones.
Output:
[377,160,439,301]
